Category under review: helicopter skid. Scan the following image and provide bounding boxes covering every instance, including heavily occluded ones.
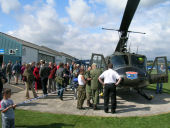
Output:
[136,88,153,100]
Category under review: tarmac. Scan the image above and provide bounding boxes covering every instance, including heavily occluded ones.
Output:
[7,82,170,117]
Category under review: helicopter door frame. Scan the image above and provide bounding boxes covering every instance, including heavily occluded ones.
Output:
[148,56,168,84]
[90,53,107,69]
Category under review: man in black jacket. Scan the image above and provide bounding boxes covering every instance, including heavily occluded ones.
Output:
[40,61,51,95]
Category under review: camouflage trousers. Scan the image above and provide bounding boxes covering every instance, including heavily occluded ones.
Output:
[86,85,92,101]
[91,89,99,105]
[77,86,86,108]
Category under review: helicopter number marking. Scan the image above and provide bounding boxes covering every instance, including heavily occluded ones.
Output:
[126,72,138,80]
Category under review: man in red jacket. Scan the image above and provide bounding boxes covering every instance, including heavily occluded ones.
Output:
[33,63,41,92]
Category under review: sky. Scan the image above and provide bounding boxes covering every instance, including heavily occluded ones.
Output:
[0,0,170,60]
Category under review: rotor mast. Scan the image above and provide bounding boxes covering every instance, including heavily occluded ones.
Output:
[115,0,140,53]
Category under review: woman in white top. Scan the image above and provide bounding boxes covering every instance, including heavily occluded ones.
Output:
[77,69,86,109]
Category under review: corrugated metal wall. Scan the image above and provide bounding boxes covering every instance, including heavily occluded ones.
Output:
[38,53,55,63]
[0,33,22,64]
[0,33,22,56]
[3,55,22,65]
[22,46,38,63]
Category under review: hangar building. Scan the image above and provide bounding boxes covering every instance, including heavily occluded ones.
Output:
[0,32,76,65]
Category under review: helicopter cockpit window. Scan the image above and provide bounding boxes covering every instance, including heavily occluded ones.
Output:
[92,55,106,69]
[131,55,146,69]
[111,55,129,68]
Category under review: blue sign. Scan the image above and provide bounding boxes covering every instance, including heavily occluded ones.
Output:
[0,49,4,54]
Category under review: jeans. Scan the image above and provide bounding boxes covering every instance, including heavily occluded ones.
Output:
[57,83,64,98]
[2,117,15,128]
[156,83,163,93]
[48,79,56,93]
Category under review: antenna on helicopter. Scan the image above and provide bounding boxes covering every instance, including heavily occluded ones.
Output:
[128,41,131,53]
[136,45,139,54]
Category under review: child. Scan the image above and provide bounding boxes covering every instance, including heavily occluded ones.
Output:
[1,88,16,128]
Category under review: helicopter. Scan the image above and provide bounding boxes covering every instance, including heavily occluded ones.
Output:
[90,0,169,100]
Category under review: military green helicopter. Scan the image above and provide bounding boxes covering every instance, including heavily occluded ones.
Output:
[90,0,168,100]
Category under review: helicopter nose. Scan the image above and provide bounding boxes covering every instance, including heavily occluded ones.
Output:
[116,67,147,87]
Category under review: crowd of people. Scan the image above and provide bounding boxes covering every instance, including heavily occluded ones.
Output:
[0,60,76,99]
[0,60,123,128]
[1,59,168,128]
[0,60,122,110]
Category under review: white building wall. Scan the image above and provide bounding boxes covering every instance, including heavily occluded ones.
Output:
[22,46,38,64]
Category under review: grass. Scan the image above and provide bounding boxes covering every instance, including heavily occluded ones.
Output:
[0,73,170,128]
[0,109,170,128]
[147,72,170,94]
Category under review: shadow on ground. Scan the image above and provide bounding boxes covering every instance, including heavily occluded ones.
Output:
[16,123,75,128]
[117,88,170,105]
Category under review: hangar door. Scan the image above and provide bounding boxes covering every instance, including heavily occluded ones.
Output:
[38,53,55,63]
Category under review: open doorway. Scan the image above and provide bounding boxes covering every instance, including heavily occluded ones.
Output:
[0,55,3,66]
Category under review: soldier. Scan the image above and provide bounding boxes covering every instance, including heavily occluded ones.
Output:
[84,66,92,107]
[23,64,38,99]
[77,69,86,109]
[90,63,102,110]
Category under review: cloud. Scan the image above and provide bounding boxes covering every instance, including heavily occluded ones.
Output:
[90,0,169,9]
[140,0,169,7]
[66,0,105,27]
[8,0,65,46]
[59,25,119,59]
[46,0,55,6]
[0,0,20,14]
[125,3,170,60]
[6,0,170,60]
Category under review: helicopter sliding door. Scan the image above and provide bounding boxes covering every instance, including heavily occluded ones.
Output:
[90,53,107,70]
[148,56,168,84]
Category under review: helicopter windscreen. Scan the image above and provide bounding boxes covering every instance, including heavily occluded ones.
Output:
[131,55,146,69]
[111,55,129,68]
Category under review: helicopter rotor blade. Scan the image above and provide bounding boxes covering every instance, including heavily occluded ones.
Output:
[102,28,119,32]
[119,0,140,33]
[128,31,145,34]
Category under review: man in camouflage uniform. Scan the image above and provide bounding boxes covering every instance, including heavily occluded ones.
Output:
[84,66,92,107]
[77,69,86,109]
[90,63,102,110]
